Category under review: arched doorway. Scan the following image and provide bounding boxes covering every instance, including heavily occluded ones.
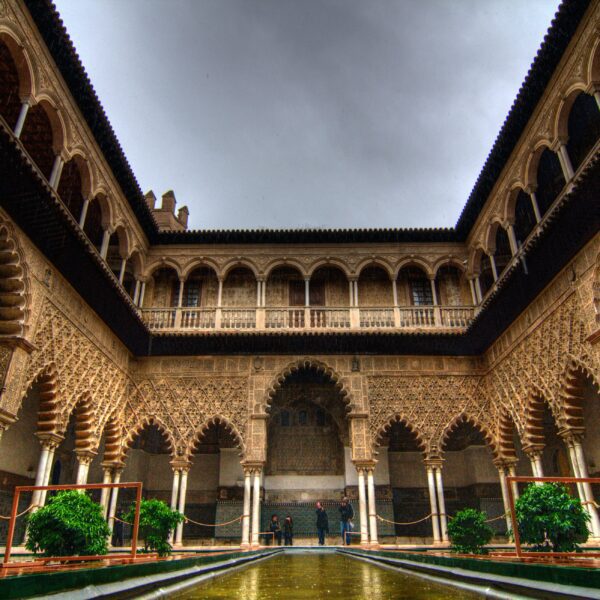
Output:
[183,420,243,545]
[264,366,355,542]
[441,418,505,537]
[377,420,428,543]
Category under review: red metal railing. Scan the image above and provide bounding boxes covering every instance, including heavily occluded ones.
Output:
[2,482,142,566]
[507,475,600,558]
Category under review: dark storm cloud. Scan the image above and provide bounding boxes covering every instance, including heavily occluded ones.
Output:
[54,0,559,229]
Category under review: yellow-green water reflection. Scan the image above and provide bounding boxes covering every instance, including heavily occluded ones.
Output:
[173,553,482,599]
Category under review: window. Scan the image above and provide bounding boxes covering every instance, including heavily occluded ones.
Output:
[184,280,201,307]
[280,410,290,426]
[299,410,308,425]
[407,269,433,306]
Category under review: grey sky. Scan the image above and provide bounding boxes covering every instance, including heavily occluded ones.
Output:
[53,0,559,230]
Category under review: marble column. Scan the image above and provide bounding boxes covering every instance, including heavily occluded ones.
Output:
[169,468,181,544]
[175,469,189,545]
[107,470,122,537]
[557,143,575,181]
[78,197,90,229]
[75,454,92,486]
[570,438,600,538]
[426,465,440,543]
[251,468,262,547]
[241,468,252,549]
[99,229,111,260]
[48,155,64,189]
[367,467,379,546]
[496,463,513,532]
[31,443,51,509]
[39,445,56,506]
[14,99,30,138]
[99,468,112,519]
[356,466,369,546]
[434,467,448,542]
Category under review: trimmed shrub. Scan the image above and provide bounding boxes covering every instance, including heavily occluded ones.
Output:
[25,490,110,557]
[447,508,493,554]
[515,483,589,552]
[124,498,184,557]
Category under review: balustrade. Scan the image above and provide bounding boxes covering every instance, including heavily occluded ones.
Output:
[141,305,475,331]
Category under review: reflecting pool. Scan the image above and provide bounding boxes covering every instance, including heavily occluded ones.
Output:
[173,553,482,599]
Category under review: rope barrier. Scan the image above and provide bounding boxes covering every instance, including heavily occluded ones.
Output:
[0,504,40,520]
[442,512,509,523]
[112,516,133,525]
[184,515,242,527]
[376,513,432,526]
[582,500,600,509]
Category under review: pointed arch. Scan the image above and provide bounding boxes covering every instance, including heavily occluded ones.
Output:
[0,223,27,337]
[558,358,600,434]
[440,413,498,458]
[373,414,426,453]
[99,412,123,465]
[497,409,518,462]
[60,392,95,455]
[187,415,245,458]
[522,390,554,451]
[263,358,353,414]
[26,363,60,437]
[122,416,176,460]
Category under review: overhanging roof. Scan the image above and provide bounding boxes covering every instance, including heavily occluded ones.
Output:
[2,119,598,357]
[22,0,591,244]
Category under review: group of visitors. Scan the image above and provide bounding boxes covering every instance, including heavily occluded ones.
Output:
[268,514,294,545]
[316,497,355,545]
[268,497,355,546]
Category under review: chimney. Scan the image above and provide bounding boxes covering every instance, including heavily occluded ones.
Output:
[177,206,189,229]
[144,190,156,209]
[161,190,176,213]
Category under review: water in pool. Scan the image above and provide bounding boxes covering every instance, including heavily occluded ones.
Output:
[173,553,482,599]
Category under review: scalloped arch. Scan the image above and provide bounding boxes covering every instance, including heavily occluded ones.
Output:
[262,358,353,414]
[186,415,245,458]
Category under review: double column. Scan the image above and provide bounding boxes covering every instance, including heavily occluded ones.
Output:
[355,462,379,547]
[239,463,263,549]
[31,436,61,510]
[495,459,518,533]
[103,465,123,540]
[562,433,600,539]
[170,462,191,546]
[425,459,448,544]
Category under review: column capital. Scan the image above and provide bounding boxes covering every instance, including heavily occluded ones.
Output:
[557,427,584,445]
[424,457,444,469]
[75,450,96,465]
[170,459,192,472]
[36,432,64,450]
[521,444,544,458]
[353,460,376,474]
[493,457,518,471]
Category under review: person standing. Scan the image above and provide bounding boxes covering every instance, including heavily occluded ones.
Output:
[283,515,294,546]
[269,514,282,546]
[316,501,329,546]
[339,497,354,545]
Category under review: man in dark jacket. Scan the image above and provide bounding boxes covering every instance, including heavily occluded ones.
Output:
[339,497,354,545]
[315,501,329,545]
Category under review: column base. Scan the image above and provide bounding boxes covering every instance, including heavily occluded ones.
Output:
[240,542,251,551]
[368,541,380,549]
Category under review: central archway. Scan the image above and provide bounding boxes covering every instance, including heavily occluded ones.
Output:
[264,365,352,541]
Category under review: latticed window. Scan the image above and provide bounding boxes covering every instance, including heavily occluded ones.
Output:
[280,410,290,427]
[406,269,433,306]
[184,280,201,307]
[299,410,308,425]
